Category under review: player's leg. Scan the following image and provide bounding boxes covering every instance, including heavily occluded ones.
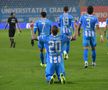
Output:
[56,64,65,84]
[63,43,68,60]
[45,62,55,84]
[90,37,96,66]
[12,29,16,48]
[40,48,44,66]
[66,40,70,54]
[91,47,96,66]
[56,57,65,84]
[83,37,89,68]
[9,29,16,48]
[38,41,45,67]
[65,40,70,59]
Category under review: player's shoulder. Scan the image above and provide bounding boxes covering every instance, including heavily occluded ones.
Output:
[46,19,52,23]
[92,14,97,18]
[68,14,73,18]
[80,14,87,19]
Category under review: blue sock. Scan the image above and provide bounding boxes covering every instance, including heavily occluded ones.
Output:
[92,50,96,62]
[83,49,88,62]
[40,52,44,64]
[66,41,70,53]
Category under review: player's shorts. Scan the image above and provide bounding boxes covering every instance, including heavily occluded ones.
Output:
[38,40,45,49]
[45,55,65,81]
[9,29,16,37]
[83,36,96,47]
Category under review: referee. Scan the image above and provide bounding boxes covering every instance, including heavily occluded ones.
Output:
[5,12,21,48]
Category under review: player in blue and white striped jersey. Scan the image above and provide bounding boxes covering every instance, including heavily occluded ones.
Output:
[78,6,104,68]
[37,25,75,84]
[58,6,75,60]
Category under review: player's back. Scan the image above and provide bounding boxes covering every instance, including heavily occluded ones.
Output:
[44,35,69,55]
[80,14,98,37]
[44,35,69,63]
[59,13,73,34]
[35,18,52,36]
[59,13,73,27]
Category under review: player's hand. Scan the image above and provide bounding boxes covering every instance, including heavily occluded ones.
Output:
[31,39,34,46]
[71,35,76,41]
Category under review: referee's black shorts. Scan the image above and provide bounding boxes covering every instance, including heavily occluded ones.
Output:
[9,29,16,37]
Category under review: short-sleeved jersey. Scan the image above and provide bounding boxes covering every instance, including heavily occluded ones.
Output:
[79,14,99,38]
[34,18,52,36]
[39,35,70,56]
[106,18,108,25]
[7,16,18,29]
[58,13,74,35]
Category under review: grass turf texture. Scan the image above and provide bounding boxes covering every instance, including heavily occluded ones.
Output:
[0,30,108,90]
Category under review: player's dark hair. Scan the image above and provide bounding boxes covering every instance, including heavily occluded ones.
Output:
[51,25,59,36]
[64,6,69,12]
[41,11,47,18]
[87,6,94,14]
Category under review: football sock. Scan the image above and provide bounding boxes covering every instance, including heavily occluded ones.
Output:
[92,50,96,62]
[10,38,14,47]
[83,49,88,62]
[40,52,44,64]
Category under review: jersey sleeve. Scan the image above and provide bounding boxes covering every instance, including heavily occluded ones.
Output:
[34,21,38,34]
[15,18,18,23]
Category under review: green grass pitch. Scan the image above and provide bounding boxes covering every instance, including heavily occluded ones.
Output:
[0,30,108,90]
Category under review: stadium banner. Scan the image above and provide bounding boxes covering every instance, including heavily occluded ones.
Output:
[0,6,80,23]
[0,0,80,29]
[81,6,108,22]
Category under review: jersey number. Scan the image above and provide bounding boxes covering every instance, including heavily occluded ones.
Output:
[63,17,69,26]
[86,18,90,28]
[49,41,61,53]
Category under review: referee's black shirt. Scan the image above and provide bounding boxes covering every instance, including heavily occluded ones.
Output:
[7,16,18,30]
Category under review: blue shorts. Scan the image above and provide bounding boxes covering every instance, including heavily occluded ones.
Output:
[38,41,45,49]
[45,55,65,81]
[83,36,96,47]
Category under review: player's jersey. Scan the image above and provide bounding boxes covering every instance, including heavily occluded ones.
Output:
[38,35,70,63]
[79,14,99,38]
[7,16,18,30]
[34,18,52,36]
[58,13,74,35]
